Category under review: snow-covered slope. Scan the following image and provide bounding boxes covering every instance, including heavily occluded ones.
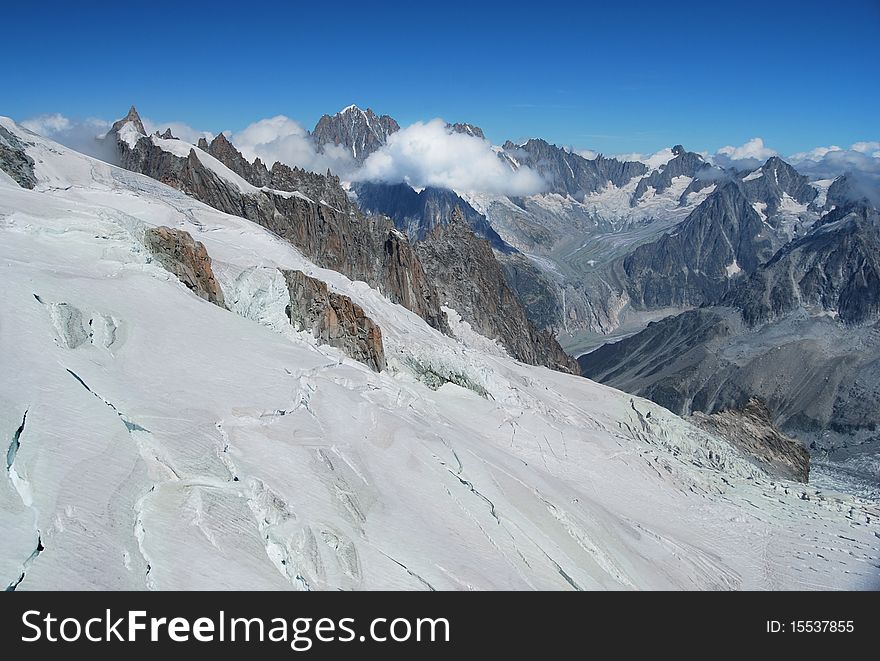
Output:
[1,119,878,590]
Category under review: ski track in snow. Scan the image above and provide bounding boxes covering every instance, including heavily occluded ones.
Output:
[0,116,878,590]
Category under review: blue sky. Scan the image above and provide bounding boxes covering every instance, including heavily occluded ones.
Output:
[3,0,878,155]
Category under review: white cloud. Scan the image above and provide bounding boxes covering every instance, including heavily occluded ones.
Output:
[355,119,546,195]
[229,115,355,174]
[851,141,880,157]
[21,113,73,135]
[788,145,843,162]
[569,147,598,160]
[716,137,778,162]
[787,142,880,181]
[614,147,676,170]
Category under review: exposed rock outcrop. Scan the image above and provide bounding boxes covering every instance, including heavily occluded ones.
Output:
[282,270,385,372]
[416,209,579,374]
[109,108,448,335]
[0,126,36,189]
[205,133,271,187]
[144,226,226,307]
[691,399,810,482]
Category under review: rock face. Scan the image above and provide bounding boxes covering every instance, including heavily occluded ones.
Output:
[0,126,36,189]
[619,181,771,308]
[723,205,880,326]
[632,145,707,204]
[416,209,579,374]
[352,181,510,248]
[495,250,564,331]
[204,132,271,187]
[691,399,810,482]
[109,108,448,335]
[311,105,399,163]
[143,226,226,308]
[352,181,566,333]
[500,138,647,197]
[282,270,385,372]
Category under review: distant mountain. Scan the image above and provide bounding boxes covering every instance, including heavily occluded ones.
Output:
[824,172,880,211]
[499,138,647,198]
[311,105,399,162]
[738,156,818,218]
[631,145,707,205]
[723,203,880,326]
[618,180,772,309]
[581,204,880,494]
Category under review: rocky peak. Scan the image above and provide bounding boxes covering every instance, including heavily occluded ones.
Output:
[448,122,485,139]
[622,180,770,308]
[739,156,818,216]
[824,173,880,211]
[312,105,400,163]
[111,105,146,136]
[631,145,706,205]
[204,132,271,187]
[156,128,176,140]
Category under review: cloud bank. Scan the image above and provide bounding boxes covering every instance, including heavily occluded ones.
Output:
[710,137,778,170]
[355,119,546,195]
[787,141,880,181]
[229,115,355,174]
[228,116,546,195]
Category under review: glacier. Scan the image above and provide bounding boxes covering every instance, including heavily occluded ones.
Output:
[1,118,878,590]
